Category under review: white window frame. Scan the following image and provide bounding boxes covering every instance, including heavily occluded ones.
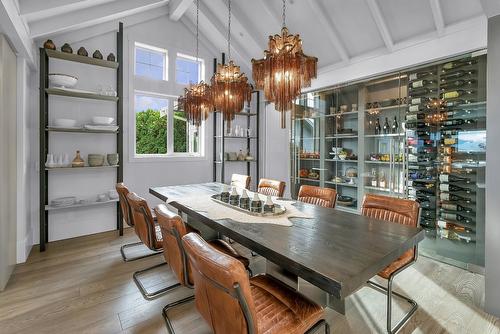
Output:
[175,52,205,85]
[134,42,168,81]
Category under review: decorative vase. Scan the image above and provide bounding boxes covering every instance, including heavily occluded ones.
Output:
[263,195,275,213]
[43,39,56,50]
[77,47,88,57]
[93,50,103,59]
[220,185,230,203]
[107,153,119,166]
[229,187,240,206]
[250,193,262,213]
[56,154,63,167]
[61,43,73,53]
[62,153,70,167]
[72,150,84,167]
[239,189,250,210]
[107,53,116,62]
[45,154,55,168]
[237,149,245,161]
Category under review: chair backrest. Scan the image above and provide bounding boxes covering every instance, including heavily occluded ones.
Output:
[361,194,420,227]
[116,183,133,227]
[231,174,251,190]
[298,185,337,208]
[126,192,158,251]
[155,204,193,287]
[257,178,286,197]
[182,233,257,334]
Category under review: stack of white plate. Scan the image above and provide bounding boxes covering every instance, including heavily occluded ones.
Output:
[51,196,77,207]
[84,124,119,131]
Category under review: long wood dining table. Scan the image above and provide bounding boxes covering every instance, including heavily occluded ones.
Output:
[150,182,425,314]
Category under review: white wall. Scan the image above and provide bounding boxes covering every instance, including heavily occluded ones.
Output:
[30,16,218,245]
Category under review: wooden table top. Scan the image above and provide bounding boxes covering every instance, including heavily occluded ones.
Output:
[150,182,425,299]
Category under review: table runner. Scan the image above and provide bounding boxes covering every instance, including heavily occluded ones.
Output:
[167,189,312,227]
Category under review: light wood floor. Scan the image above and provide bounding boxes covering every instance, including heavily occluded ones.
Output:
[1,228,499,334]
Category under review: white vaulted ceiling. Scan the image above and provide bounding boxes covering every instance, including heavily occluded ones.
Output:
[10,0,489,72]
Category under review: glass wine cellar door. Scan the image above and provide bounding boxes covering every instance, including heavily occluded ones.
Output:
[291,51,487,272]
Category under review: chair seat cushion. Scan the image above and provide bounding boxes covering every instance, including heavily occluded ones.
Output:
[250,275,323,334]
[378,248,414,279]
[208,239,250,269]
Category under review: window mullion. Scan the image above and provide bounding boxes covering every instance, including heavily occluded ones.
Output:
[167,100,174,154]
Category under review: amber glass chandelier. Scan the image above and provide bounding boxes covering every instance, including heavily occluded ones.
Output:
[252,0,318,128]
[211,0,252,131]
[177,0,213,126]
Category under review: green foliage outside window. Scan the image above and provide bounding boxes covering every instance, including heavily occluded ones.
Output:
[173,111,187,152]
[135,109,167,154]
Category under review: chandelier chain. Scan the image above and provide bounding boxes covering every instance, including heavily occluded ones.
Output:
[227,0,231,60]
[196,0,199,62]
[282,0,286,28]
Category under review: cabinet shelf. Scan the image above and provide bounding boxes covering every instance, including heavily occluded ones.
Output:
[365,160,403,165]
[45,49,119,69]
[215,160,257,164]
[361,105,404,113]
[46,127,118,134]
[325,159,358,163]
[365,133,404,138]
[45,165,119,171]
[365,186,403,195]
[325,181,357,188]
[45,88,119,101]
[45,198,119,211]
[214,136,257,139]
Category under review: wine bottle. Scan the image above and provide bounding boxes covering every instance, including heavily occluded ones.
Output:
[411,79,436,88]
[439,183,475,194]
[442,59,477,71]
[406,121,427,129]
[410,97,431,105]
[371,169,377,187]
[392,116,399,133]
[440,119,475,127]
[409,87,437,97]
[375,118,381,135]
[439,174,471,184]
[408,105,420,112]
[437,220,472,233]
[379,171,386,188]
[440,192,472,203]
[440,203,474,213]
[409,71,435,81]
[440,212,474,224]
[383,117,390,134]
[441,129,460,135]
[439,79,476,89]
[442,90,474,100]
[406,113,426,121]
[440,69,475,81]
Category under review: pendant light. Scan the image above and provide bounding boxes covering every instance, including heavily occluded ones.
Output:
[252,0,318,128]
[211,0,252,132]
[177,0,213,127]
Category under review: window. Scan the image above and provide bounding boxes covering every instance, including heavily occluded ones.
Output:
[135,42,167,80]
[176,53,204,85]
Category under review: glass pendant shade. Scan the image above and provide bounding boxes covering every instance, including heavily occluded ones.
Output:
[211,60,252,130]
[252,27,318,128]
[178,81,213,127]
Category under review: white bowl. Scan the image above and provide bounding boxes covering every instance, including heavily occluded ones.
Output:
[92,116,114,125]
[49,74,78,88]
[54,118,77,127]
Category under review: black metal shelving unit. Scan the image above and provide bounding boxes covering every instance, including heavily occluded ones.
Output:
[39,22,124,252]
[212,54,260,189]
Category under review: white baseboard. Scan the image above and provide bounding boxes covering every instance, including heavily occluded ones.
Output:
[16,232,33,264]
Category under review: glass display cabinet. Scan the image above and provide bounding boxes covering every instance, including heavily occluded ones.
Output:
[290,51,487,272]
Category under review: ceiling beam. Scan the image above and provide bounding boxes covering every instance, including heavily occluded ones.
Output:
[429,0,445,36]
[0,0,35,67]
[480,0,500,18]
[168,0,192,21]
[19,0,117,22]
[29,0,168,39]
[365,0,393,51]
[306,0,349,62]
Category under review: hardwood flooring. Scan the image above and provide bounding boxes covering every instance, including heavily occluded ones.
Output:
[0,228,498,334]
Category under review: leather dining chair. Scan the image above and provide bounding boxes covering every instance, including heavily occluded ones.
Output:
[231,173,251,189]
[361,194,420,334]
[126,192,179,300]
[257,178,286,197]
[181,232,330,334]
[116,183,161,261]
[298,185,337,208]
[155,204,251,333]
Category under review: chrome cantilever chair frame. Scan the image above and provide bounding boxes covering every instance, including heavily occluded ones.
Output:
[132,206,180,300]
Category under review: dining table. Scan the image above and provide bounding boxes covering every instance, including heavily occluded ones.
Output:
[149,182,425,314]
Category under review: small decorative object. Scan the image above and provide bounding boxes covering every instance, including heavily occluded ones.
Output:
[72,150,84,167]
[237,149,245,161]
[61,43,73,53]
[77,47,88,57]
[56,154,63,167]
[227,152,237,161]
[106,53,115,62]
[220,185,230,203]
[345,167,358,178]
[245,149,254,161]
[340,104,348,113]
[299,169,309,178]
[308,171,319,180]
[107,153,119,166]
[239,189,250,210]
[53,118,77,128]
[43,39,56,50]
[337,195,354,207]
[351,104,358,111]
[108,190,119,199]
[338,149,348,160]
[49,74,78,88]
[250,193,262,213]
[229,187,240,206]
[329,106,336,115]
[45,154,55,168]
[88,154,105,167]
[97,194,107,202]
[51,196,76,207]
[91,116,114,125]
[62,153,70,167]
[263,195,275,213]
[92,50,103,59]
[246,128,252,137]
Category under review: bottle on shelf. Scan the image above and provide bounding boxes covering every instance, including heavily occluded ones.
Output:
[439,183,475,194]
[437,220,473,233]
[441,90,475,100]
[441,59,477,71]
[440,203,474,213]
[383,117,390,134]
[440,118,475,127]
[440,69,476,81]
[406,113,426,121]
[440,212,474,224]
[409,87,437,97]
[371,169,378,187]
[439,79,476,89]
[409,71,435,81]
[375,118,381,135]
[379,171,386,188]
[391,116,399,134]
[410,97,431,105]
[439,174,471,184]
[411,79,436,88]
[440,192,473,203]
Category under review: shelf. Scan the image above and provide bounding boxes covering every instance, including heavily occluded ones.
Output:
[215,160,257,164]
[45,165,119,171]
[325,135,358,139]
[325,181,358,188]
[46,127,118,134]
[362,105,404,113]
[365,160,403,165]
[299,158,320,161]
[45,198,119,211]
[214,136,258,139]
[45,88,119,101]
[325,159,358,163]
[365,186,403,195]
[365,133,404,138]
[45,49,119,69]
[296,178,320,183]
[325,110,359,116]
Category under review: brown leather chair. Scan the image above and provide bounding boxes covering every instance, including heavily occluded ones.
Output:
[298,185,337,208]
[116,183,161,261]
[181,232,330,334]
[126,192,178,300]
[231,173,251,189]
[257,178,286,197]
[361,194,420,334]
[155,204,251,333]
